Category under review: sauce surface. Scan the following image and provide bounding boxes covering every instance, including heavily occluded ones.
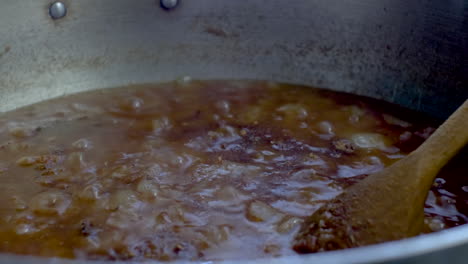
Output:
[0,80,466,261]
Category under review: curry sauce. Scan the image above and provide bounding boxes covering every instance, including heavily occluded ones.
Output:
[0,80,466,261]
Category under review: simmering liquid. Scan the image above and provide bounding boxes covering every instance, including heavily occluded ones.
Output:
[0,80,466,261]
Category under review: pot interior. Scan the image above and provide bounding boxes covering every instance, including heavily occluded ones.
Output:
[0,0,467,263]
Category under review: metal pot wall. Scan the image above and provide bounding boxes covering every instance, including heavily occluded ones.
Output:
[0,0,467,263]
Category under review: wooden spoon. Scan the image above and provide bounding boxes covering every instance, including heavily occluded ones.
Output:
[293,100,468,253]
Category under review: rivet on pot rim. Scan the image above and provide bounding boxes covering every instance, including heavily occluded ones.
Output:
[160,0,179,10]
[49,1,67,20]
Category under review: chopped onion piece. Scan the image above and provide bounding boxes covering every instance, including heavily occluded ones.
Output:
[351,133,389,150]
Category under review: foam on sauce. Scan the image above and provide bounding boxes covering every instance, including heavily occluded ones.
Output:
[0,80,466,261]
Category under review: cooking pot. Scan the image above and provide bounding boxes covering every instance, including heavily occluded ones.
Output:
[0,0,467,263]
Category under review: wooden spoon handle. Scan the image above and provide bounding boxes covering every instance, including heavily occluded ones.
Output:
[293,100,468,252]
[412,100,468,174]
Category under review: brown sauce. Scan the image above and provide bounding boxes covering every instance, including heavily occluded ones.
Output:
[0,80,466,261]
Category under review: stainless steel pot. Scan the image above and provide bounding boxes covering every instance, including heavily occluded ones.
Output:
[0,0,467,263]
